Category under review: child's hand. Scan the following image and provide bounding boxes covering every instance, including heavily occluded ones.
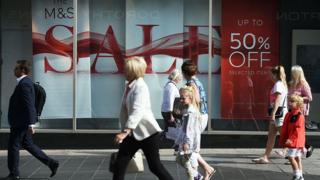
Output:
[285,139,292,145]
[183,143,189,153]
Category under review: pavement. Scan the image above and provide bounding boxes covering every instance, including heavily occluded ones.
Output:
[0,148,319,180]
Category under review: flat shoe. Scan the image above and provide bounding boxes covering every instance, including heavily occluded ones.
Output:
[252,158,269,164]
[285,161,291,165]
[208,169,216,180]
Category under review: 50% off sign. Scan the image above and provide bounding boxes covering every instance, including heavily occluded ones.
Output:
[229,33,271,68]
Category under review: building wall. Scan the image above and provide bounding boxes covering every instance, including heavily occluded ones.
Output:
[1,0,319,145]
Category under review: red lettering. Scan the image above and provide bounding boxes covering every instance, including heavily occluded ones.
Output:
[136,25,158,73]
[91,26,124,74]
[44,25,73,73]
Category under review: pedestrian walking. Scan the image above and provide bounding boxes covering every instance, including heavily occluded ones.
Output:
[4,60,59,180]
[161,69,182,133]
[112,56,174,180]
[181,61,214,180]
[252,65,288,164]
[279,94,306,180]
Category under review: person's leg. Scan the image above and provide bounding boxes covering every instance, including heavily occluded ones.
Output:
[21,131,55,166]
[141,133,174,180]
[21,130,59,177]
[304,115,314,158]
[262,123,279,160]
[289,156,300,178]
[7,128,25,177]
[296,156,303,178]
[197,154,214,180]
[113,136,140,180]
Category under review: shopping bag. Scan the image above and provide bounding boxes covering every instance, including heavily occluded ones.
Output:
[109,151,144,173]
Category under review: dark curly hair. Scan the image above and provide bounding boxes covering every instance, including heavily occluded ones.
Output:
[181,61,197,78]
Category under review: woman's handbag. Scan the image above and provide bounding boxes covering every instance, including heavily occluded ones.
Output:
[268,97,286,118]
[109,151,144,173]
[268,106,284,118]
[172,97,185,119]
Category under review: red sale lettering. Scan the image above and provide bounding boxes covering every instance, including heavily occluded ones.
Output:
[33,24,221,74]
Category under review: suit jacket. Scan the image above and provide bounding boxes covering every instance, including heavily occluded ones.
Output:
[8,76,37,128]
[279,109,305,148]
[119,78,162,141]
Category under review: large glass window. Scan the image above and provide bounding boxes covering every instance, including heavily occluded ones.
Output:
[1,0,320,133]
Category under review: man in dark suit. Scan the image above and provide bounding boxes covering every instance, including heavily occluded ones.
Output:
[4,60,59,180]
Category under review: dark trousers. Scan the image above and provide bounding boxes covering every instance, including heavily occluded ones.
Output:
[161,112,176,132]
[8,128,54,176]
[112,133,173,180]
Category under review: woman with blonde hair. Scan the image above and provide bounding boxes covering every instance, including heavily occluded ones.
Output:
[289,65,315,129]
[252,65,288,164]
[113,56,173,180]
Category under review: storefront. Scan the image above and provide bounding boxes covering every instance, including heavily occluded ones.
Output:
[1,0,319,148]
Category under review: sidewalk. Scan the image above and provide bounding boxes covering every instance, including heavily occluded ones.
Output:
[0,149,319,180]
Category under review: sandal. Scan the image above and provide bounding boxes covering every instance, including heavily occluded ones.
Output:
[204,168,216,180]
[208,169,216,180]
[252,157,269,164]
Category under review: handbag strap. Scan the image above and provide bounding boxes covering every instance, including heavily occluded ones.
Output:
[280,95,286,107]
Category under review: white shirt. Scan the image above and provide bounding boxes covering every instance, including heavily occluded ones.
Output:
[16,75,27,83]
[161,81,180,112]
[270,80,288,115]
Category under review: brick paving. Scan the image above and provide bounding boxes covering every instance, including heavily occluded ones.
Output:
[0,149,319,180]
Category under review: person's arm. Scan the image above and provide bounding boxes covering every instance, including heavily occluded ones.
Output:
[271,92,281,121]
[114,128,132,144]
[21,82,37,126]
[125,83,147,130]
[301,84,312,103]
[288,114,305,146]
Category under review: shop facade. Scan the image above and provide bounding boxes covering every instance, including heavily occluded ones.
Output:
[1,0,319,148]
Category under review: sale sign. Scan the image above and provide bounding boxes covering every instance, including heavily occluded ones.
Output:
[221,0,279,119]
[31,0,221,120]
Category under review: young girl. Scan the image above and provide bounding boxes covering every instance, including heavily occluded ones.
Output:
[279,95,306,180]
[175,86,214,180]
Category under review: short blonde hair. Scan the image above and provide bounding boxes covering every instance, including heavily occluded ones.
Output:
[125,56,147,80]
[289,94,304,109]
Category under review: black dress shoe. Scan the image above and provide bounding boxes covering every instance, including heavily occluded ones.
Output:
[49,161,59,177]
[306,145,314,158]
[2,175,20,180]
